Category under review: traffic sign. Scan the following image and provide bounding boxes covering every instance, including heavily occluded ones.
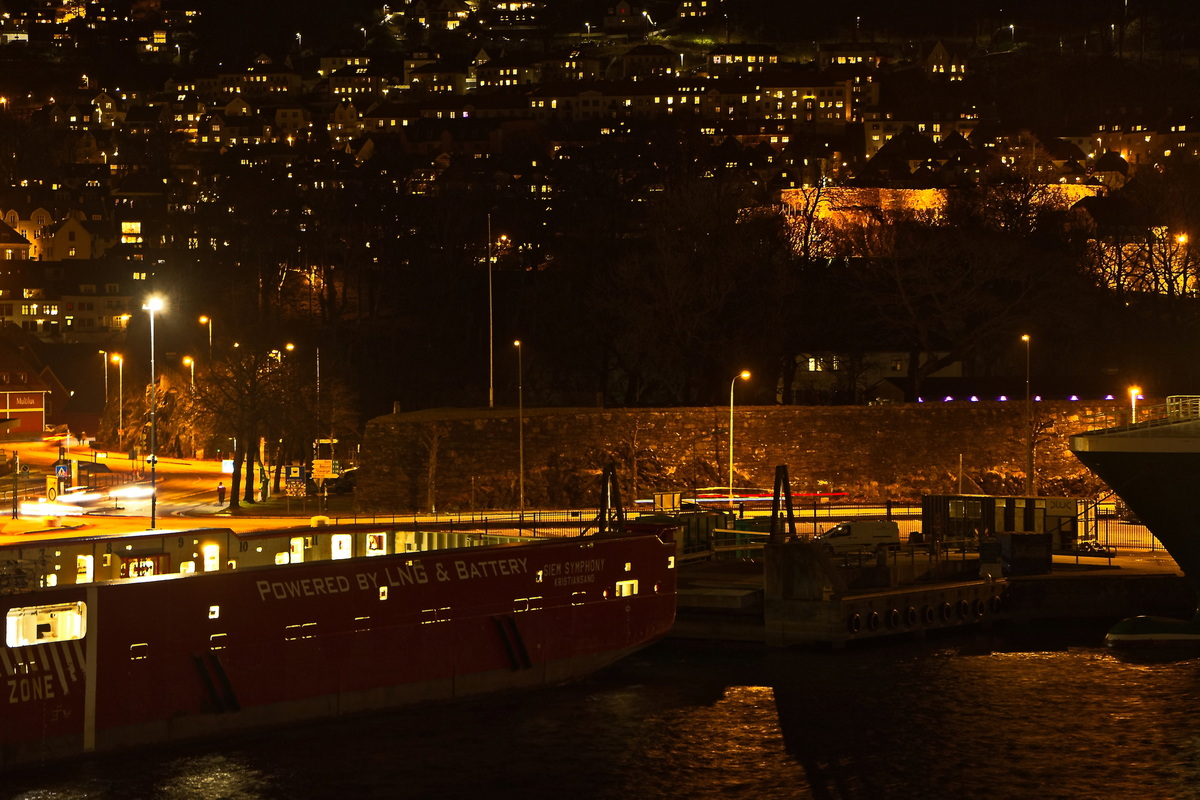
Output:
[312,459,334,479]
[54,464,69,480]
[285,465,306,480]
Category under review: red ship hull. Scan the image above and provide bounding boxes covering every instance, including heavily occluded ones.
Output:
[1,524,677,769]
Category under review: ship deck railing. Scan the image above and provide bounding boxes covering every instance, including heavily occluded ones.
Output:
[1076,395,1200,436]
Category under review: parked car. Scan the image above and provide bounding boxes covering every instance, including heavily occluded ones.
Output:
[307,468,357,495]
[327,468,357,494]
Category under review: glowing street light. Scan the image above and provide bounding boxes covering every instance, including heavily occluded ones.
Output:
[99,349,108,402]
[486,216,508,409]
[111,353,123,444]
[1022,334,1033,495]
[199,315,213,361]
[183,356,195,388]
[729,370,750,511]
[488,215,494,408]
[515,339,524,524]
[144,295,165,528]
[1130,386,1141,424]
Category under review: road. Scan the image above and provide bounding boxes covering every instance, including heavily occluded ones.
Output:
[0,440,304,545]
[0,439,1165,552]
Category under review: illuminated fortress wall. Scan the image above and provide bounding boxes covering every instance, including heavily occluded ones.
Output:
[779,185,1102,224]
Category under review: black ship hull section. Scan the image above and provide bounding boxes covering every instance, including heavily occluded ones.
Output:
[1074,448,1200,596]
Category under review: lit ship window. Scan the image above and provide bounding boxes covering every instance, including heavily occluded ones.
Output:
[366,533,386,555]
[331,534,352,560]
[202,544,220,572]
[5,602,87,647]
[513,597,543,613]
[421,607,451,624]
[285,622,317,641]
[77,555,93,583]
[614,580,638,597]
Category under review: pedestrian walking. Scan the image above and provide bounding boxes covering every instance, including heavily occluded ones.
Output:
[217,482,226,505]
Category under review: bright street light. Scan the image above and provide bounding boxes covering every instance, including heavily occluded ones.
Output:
[199,315,213,361]
[487,215,494,408]
[99,349,108,402]
[515,339,524,524]
[183,356,194,388]
[144,296,165,528]
[111,354,123,445]
[1022,334,1032,495]
[1130,386,1141,424]
[729,370,750,511]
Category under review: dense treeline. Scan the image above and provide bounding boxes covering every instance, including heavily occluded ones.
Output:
[144,128,1200,417]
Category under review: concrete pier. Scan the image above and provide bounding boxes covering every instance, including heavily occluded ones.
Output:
[673,543,1194,647]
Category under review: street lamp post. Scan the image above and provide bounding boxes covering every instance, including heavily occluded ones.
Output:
[729,370,750,512]
[488,215,494,408]
[515,340,524,524]
[183,356,195,389]
[1022,334,1033,495]
[199,315,212,361]
[99,349,108,403]
[145,296,164,528]
[1131,386,1141,424]
[112,354,123,446]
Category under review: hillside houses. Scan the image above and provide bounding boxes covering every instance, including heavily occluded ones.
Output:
[0,3,1193,355]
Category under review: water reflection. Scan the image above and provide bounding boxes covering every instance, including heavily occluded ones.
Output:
[6,631,1200,800]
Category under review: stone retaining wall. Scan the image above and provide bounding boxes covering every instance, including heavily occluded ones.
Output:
[356,402,1127,513]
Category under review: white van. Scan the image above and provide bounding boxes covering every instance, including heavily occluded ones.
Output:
[815,520,901,553]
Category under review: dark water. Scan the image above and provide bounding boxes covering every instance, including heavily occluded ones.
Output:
[5,624,1200,800]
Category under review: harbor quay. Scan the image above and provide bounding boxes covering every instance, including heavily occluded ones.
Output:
[671,542,1193,648]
